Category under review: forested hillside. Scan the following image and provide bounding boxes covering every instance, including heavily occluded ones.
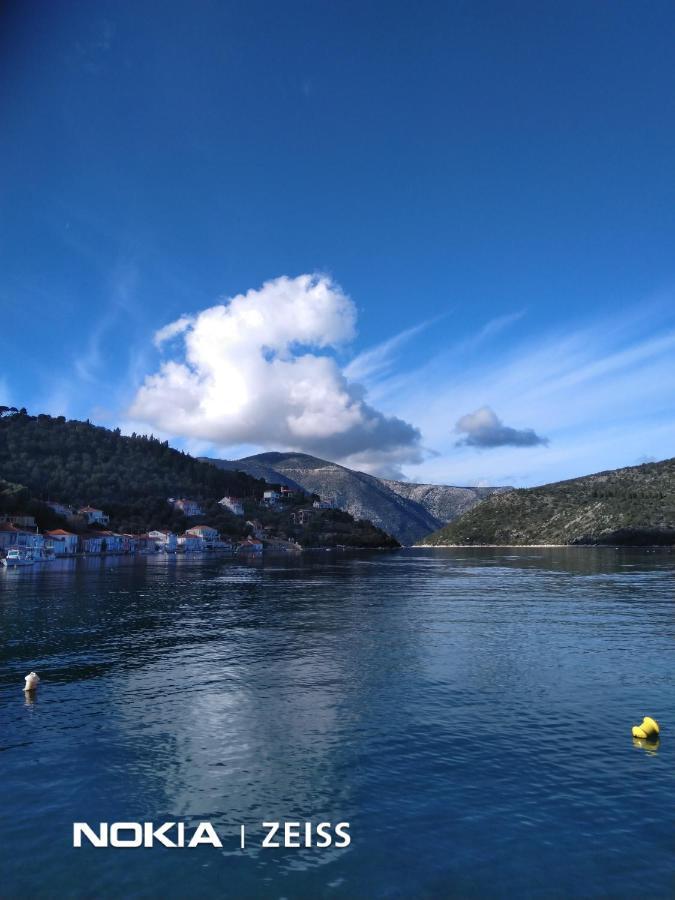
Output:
[0,409,264,530]
[421,457,675,546]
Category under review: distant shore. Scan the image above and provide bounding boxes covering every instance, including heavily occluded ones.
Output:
[412,543,674,549]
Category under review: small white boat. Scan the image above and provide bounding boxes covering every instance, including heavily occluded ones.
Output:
[2,549,35,567]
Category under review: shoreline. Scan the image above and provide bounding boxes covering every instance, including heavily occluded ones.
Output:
[411,543,674,549]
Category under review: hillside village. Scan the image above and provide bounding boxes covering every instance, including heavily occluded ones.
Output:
[0,488,354,561]
[0,410,399,564]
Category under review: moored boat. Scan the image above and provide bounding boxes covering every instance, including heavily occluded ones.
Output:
[1,549,35,567]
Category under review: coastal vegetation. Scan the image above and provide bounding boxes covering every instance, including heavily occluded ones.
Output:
[421,457,675,546]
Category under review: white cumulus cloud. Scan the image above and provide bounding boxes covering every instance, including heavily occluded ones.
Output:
[129,274,422,471]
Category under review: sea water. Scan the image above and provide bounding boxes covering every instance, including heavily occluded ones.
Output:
[1,548,673,898]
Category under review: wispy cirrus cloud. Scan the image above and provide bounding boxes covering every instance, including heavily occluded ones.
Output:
[354,297,675,486]
[344,317,439,383]
[74,261,139,383]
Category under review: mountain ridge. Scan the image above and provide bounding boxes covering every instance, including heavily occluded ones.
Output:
[202,451,507,544]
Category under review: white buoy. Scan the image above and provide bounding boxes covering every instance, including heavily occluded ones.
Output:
[24,672,40,692]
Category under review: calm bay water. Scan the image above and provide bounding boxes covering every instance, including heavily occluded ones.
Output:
[1,548,673,899]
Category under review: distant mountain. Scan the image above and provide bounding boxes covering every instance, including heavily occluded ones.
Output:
[379,479,504,525]
[202,451,506,544]
[421,457,675,546]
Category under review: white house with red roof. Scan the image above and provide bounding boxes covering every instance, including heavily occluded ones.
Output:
[44,529,78,555]
[186,524,219,541]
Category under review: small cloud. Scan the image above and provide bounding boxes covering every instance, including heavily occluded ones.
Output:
[455,406,549,449]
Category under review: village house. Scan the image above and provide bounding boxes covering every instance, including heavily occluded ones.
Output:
[90,531,125,553]
[79,534,103,554]
[133,534,157,554]
[169,498,203,517]
[0,514,37,528]
[78,506,109,526]
[186,524,219,547]
[262,490,280,506]
[219,496,244,516]
[291,508,313,526]
[148,529,178,552]
[44,529,78,556]
[178,532,203,551]
[120,534,138,553]
[279,485,298,498]
[0,523,43,552]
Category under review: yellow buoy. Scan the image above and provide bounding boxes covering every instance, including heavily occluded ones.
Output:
[631,716,660,740]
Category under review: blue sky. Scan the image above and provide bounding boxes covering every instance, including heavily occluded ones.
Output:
[1,0,674,485]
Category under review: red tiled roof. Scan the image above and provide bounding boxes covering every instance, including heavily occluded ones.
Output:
[46,529,76,536]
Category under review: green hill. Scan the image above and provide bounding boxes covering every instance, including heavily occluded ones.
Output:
[421,457,675,546]
[0,409,265,532]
